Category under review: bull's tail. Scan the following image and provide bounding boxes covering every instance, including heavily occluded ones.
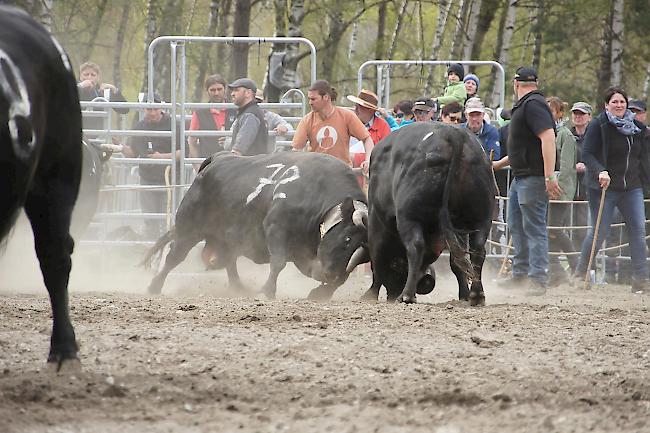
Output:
[439,138,474,279]
[141,228,175,269]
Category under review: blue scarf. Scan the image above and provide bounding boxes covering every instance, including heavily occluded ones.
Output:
[606,110,641,136]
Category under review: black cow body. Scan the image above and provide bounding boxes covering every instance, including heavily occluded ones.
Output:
[70,141,107,237]
[145,151,369,299]
[364,123,496,305]
[0,7,82,366]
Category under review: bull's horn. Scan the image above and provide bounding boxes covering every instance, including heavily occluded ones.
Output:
[352,209,367,228]
[346,246,370,273]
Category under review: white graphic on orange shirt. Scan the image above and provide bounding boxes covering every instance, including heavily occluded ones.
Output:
[316,126,338,150]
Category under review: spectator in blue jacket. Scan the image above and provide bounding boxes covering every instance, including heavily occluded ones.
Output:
[462,97,500,160]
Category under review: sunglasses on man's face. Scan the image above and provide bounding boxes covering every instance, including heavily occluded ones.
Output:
[447,116,462,123]
[393,111,405,118]
[414,109,430,115]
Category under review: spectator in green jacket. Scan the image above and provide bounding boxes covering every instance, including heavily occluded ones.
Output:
[546,96,578,285]
[434,63,468,108]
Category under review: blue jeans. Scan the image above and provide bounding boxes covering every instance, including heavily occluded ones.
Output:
[577,187,648,280]
[508,176,549,284]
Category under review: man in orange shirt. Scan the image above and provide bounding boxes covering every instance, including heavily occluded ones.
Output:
[292,80,373,173]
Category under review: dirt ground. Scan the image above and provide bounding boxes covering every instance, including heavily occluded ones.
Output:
[1,227,650,433]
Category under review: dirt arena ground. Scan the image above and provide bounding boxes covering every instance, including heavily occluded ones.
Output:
[1,223,649,433]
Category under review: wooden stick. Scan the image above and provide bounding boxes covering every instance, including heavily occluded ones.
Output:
[584,186,608,290]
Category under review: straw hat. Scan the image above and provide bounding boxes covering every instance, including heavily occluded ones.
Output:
[346,89,380,111]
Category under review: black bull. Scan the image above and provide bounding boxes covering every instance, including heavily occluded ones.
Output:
[144,151,370,299]
[363,123,497,305]
[0,7,82,367]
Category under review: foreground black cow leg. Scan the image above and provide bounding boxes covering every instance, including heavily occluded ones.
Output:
[468,233,487,306]
[148,238,197,294]
[397,226,425,304]
[25,186,79,368]
[225,259,246,291]
[450,252,470,301]
[307,283,339,300]
[260,256,286,299]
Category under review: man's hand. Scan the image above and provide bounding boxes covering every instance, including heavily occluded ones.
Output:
[545,175,562,199]
[576,162,586,173]
[78,79,95,89]
[361,159,370,176]
[275,125,288,135]
[598,170,610,189]
[100,83,117,92]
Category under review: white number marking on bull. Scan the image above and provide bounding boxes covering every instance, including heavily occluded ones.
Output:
[49,36,72,72]
[422,131,434,142]
[272,165,300,200]
[0,48,34,161]
[246,163,301,204]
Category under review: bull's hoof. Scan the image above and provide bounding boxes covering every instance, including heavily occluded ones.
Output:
[307,284,334,301]
[469,293,485,306]
[147,280,163,295]
[397,293,417,304]
[360,288,379,301]
[47,357,82,374]
[416,274,435,295]
[47,346,80,373]
[260,285,276,300]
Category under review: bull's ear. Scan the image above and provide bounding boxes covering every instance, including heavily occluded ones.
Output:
[340,197,354,220]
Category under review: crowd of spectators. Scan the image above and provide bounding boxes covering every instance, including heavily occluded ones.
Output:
[77,61,650,295]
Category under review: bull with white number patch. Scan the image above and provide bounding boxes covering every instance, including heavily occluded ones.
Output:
[144,151,369,299]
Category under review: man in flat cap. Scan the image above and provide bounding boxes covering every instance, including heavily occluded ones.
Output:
[493,66,558,295]
[227,78,268,156]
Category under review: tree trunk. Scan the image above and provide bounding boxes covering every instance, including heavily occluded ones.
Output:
[375,0,387,60]
[193,0,220,101]
[279,0,305,90]
[596,2,614,98]
[186,0,198,34]
[113,0,131,90]
[38,0,54,32]
[321,6,345,84]
[387,0,409,60]
[216,0,233,71]
[488,0,517,107]
[230,0,252,80]
[461,0,483,61]
[450,0,470,59]
[263,0,288,102]
[424,0,452,94]
[81,0,109,61]
[643,60,650,100]
[530,0,544,70]
[140,0,158,95]
[156,0,186,101]
[470,0,500,64]
[610,0,624,85]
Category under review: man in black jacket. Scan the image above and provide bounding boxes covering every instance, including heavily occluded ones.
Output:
[493,66,558,295]
[188,74,237,165]
[227,78,268,156]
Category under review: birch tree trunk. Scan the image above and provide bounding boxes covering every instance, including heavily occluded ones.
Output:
[469,0,499,63]
[530,0,544,70]
[375,1,387,60]
[610,0,624,85]
[489,0,518,107]
[113,0,131,90]
[156,0,186,101]
[387,0,409,60]
[424,0,452,95]
[185,0,198,35]
[39,0,54,32]
[230,0,252,80]
[461,0,483,61]
[193,0,220,101]
[321,6,345,84]
[81,0,109,61]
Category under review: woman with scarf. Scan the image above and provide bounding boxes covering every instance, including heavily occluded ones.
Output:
[574,86,650,293]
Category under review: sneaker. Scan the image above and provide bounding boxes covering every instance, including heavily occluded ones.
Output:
[526,279,547,296]
[497,274,527,289]
[548,265,570,287]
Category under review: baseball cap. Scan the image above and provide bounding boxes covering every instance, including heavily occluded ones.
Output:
[628,99,647,112]
[570,101,593,114]
[413,98,435,112]
[465,97,485,114]
[227,78,257,93]
[254,89,264,102]
[514,66,538,82]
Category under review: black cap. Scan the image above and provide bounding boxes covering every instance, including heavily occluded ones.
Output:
[413,97,435,111]
[629,99,647,112]
[500,108,512,120]
[447,63,465,80]
[146,93,162,103]
[227,78,257,92]
[514,66,538,82]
